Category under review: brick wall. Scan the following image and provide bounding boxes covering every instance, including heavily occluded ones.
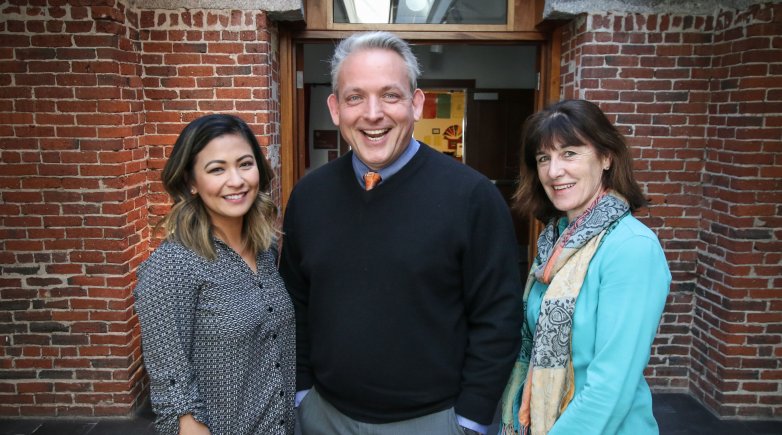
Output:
[0,1,280,416]
[559,2,781,419]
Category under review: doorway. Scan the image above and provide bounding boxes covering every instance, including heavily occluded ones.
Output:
[294,42,538,270]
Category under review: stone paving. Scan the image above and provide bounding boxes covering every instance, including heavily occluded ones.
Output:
[1,393,781,435]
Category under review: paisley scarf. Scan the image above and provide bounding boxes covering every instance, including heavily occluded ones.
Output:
[499,191,629,435]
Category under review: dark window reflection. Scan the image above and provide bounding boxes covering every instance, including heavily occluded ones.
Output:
[333,0,507,25]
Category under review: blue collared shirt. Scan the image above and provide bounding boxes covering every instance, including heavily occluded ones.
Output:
[351,138,420,188]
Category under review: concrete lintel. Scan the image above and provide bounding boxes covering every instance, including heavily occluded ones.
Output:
[132,0,304,21]
[543,0,765,20]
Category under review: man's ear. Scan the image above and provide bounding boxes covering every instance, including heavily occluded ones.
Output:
[412,89,425,121]
[327,93,340,126]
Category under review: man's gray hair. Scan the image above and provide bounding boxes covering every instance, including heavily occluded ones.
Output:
[330,31,421,95]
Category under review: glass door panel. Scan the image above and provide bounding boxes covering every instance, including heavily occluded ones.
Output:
[333,0,507,25]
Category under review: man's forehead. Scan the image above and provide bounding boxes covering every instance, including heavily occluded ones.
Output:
[339,83,405,94]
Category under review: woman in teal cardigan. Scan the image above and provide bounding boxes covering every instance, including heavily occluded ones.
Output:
[500,99,671,435]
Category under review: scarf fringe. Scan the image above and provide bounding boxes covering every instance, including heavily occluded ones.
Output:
[500,423,529,435]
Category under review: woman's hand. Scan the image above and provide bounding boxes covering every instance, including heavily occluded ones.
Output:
[179,414,211,435]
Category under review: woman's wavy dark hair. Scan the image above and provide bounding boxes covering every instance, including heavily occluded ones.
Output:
[513,99,647,222]
[158,114,277,259]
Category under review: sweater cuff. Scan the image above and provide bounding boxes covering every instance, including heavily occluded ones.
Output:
[295,389,310,408]
[455,392,496,426]
[456,414,488,434]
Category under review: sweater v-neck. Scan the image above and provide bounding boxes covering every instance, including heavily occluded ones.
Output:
[346,143,432,202]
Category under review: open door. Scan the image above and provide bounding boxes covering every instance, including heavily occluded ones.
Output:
[464,88,536,272]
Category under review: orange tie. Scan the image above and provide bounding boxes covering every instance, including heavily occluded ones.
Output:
[363,171,382,191]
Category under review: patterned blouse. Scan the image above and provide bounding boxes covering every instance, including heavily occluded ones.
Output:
[133,238,295,435]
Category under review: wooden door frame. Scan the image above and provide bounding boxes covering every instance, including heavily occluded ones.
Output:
[279,31,296,211]
[527,25,563,261]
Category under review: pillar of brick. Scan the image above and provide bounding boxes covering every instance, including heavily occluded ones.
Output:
[692,3,782,419]
[0,2,147,416]
[557,2,781,419]
[0,2,280,416]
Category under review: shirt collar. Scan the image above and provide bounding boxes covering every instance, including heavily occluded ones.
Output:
[352,138,420,188]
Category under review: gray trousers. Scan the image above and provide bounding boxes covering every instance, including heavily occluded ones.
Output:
[296,387,467,435]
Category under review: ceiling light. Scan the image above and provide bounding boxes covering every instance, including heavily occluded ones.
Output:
[405,0,430,13]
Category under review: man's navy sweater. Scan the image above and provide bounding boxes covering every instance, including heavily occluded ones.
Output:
[280,144,522,425]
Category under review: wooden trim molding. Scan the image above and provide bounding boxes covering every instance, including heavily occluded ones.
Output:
[291,30,547,42]
[279,31,296,211]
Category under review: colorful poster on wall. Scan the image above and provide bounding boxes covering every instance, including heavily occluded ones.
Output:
[413,89,466,158]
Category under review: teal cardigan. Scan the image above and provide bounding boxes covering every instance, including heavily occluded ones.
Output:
[525,214,671,435]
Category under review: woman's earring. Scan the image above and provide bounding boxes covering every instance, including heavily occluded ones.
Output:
[604,166,610,171]
[190,188,197,195]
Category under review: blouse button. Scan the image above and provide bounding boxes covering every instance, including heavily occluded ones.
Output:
[275,362,281,368]
[267,306,273,313]
[258,283,264,289]
[279,419,285,425]
[272,333,278,339]
[279,390,284,397]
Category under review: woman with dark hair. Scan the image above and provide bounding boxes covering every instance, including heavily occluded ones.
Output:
[134,114,294,435]
[500,100,670,435]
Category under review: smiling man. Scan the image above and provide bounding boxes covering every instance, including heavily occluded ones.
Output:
[279,31,522,435]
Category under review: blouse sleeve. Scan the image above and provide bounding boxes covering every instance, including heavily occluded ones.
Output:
[133,244,209,435]
[549,232,671,435]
